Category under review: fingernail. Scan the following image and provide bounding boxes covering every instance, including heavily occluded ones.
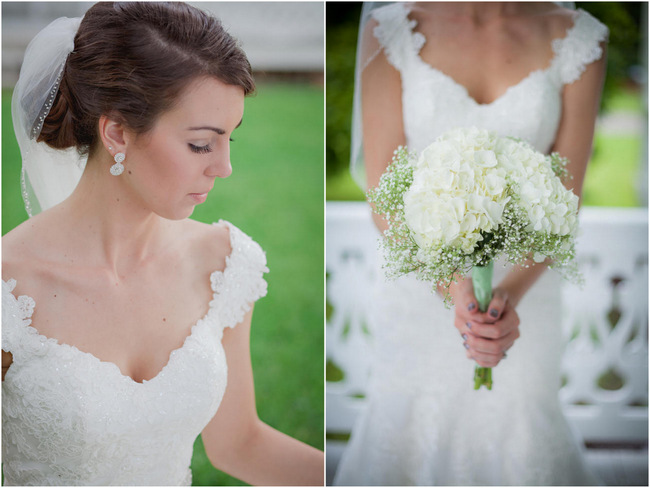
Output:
[489,308,499,318]
[465,322,472,329]
[468,303,476,311]
[463,342,469,350]
[461,333,468,340]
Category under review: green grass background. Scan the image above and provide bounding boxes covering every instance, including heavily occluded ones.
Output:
[2,83,324,486]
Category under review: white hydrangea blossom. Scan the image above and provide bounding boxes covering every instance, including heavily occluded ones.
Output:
[404,128,578,255]
[367,127,581,300]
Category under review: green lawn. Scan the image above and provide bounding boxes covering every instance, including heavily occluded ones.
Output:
[581,132,643,207]
[606,87,645,113]
[2,83,324,486]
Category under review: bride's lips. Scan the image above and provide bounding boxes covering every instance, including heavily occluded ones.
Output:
[189,191,209,203]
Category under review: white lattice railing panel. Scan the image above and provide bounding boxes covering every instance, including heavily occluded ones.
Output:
[560,208,648,444]
[326,202,648,445]
[326,204,379,432]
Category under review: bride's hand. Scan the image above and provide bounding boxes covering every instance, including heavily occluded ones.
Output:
[449,278,521,368]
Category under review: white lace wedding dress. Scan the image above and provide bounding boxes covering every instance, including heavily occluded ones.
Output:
[2,221,268,486]
[334,4,608,486]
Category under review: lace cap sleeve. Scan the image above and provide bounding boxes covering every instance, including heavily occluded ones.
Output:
[2,279,36,354]
[552,9,609,86]
[369,3,425,72]
[208,221,268,330]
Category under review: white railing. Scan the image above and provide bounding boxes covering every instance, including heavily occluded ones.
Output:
[326,202,648,446]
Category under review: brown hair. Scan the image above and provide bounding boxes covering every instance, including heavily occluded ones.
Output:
[38,2,255,154]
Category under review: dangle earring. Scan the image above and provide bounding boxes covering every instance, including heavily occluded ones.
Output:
[110,152,125,176]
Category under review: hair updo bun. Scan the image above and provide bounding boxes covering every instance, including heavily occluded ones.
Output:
[37,2,255,154]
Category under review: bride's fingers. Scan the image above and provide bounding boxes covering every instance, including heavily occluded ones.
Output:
[484,288,508,323]
[452,279,479,316]
[466,312,519,340]
[465,348,501,368]
[454,315,476,336]
[464,330,519,356]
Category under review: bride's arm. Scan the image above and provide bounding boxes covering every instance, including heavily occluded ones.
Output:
[361,20,406,232]
[457,41,608,367]
[2,351,13,381]
[200,307,323,486]
[495,41,608,306]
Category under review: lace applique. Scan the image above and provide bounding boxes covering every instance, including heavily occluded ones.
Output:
[4,279,35,320]
[551,9,609,85]
[371,3,424,72]
[2,279,40,356]
[208,221,268,330]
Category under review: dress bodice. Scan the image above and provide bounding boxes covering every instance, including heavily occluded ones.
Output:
[2,221,268,486]
[371,3,608,154]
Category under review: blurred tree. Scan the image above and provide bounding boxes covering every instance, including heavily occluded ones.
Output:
[579,2,644,105]
[326,2,361,178]
[325,2,645,181]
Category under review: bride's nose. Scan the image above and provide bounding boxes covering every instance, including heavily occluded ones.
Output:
[206,146,232,178]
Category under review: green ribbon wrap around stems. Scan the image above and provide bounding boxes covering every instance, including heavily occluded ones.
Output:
[471,261,493,390]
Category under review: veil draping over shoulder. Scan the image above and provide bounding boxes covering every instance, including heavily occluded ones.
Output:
[349,1,576,190]
[12,16,84,217]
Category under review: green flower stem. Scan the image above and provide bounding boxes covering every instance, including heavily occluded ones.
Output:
[472,262,493,390]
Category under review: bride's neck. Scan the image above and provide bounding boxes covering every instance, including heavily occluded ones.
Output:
[418,2,523,23]
[61,156,166,272]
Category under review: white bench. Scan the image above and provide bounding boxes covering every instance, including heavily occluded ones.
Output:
[326,202,648,485]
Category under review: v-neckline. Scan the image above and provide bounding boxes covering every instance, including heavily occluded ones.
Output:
[3,272,222,386]
[3,221,235,386]
[421,63,545,107]
[403,5,583,107]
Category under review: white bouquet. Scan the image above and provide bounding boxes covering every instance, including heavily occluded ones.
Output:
[368,127,581,389]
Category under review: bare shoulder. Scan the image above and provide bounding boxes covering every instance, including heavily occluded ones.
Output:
[523,3,576,37]
[3,217,40,259]
[176,219,232,275]
[2,214,53,284]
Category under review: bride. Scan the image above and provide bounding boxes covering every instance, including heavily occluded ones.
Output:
[2,2,323,485]
[334,2,608,485]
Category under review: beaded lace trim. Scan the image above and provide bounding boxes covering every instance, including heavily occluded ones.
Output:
[30,63,66,140]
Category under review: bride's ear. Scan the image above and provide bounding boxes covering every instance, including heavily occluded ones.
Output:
[98,115,127,155]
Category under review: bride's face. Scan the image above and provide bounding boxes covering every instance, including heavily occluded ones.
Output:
[123,76,245,220]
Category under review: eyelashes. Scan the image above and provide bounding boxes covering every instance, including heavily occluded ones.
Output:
[189,143,211,154]
[188,139,234,154]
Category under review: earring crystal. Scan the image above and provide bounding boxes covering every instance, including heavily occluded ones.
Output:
[110,152,125,176]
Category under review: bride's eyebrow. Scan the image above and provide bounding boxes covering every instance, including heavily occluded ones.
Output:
[186,119,243,134]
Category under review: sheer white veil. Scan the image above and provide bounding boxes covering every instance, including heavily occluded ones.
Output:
[349,1,576,190]
[12,16,85,217]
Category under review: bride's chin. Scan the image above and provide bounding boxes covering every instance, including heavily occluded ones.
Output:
[151,204,197,221]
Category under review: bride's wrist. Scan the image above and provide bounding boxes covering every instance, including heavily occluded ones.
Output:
[497,260,550,309]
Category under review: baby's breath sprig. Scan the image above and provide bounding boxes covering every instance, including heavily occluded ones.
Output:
[549,152,571,181]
